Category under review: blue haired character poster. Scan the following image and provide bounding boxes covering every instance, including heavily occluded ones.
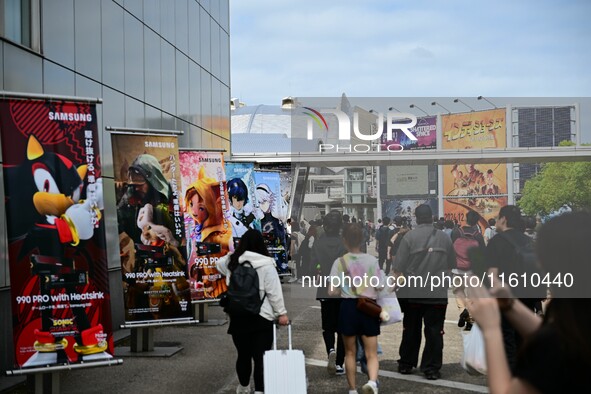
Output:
[253,170,289,274]
[225,162,260,248]
[0,98,113,368]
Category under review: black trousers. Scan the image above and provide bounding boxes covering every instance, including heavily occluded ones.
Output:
[231,326,273,391]
[320,299,345,366]
[501,299,537,372]
[398,303,447,373]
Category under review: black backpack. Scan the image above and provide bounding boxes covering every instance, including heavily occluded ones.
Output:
[222,261,266,316]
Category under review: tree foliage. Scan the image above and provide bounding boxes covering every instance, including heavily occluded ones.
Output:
[518,141,591,216]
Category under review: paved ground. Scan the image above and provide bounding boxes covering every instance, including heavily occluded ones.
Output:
[4,241,490,393]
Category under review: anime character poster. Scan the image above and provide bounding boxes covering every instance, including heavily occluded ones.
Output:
[225,162,260,248]
[259,164,292,221]
[443,163,508,228]
[380,116,437,150]
[0,98,113,368]
[441,109,508,229]
[253,170,289,274]
[179,151,231,300]
[382,199,438,227]
[111,133,191,322]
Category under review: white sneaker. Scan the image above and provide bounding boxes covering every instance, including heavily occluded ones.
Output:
[361,380,378,394]
[327,349,337,375]
[236,384,250,394]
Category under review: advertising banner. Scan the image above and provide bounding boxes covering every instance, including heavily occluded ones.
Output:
[225,162,260,247]
[111,133,191,322]
[253,171,289,273]
[259,164,292,221]
[382,199,438,227]
[0,98,113,368]
[441,109,506,149]
[381,115,437,150]
[179,151,231,300]
[442,109,508,226]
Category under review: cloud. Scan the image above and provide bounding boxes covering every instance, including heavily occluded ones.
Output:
[230,0,591,105]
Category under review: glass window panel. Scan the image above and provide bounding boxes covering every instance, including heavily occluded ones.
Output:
[160,0,174,44]
[188,0,200,62]
[210,22,220,79]
[145,105,162,130]
[123,0,143,19]
[199,6,211,72]
[143,0,160,32]
[43,60,75,96]
[161,41,176,115]
[101,0,125,89]
[74,0,101,81]
[176,51,189,121]
[175,0,188,54]
[3,43,42,92]
[189,61,202,127]
[201,71,212,132]
[42,0,74,68]
[124,12,144,99]
[144,27,161,107]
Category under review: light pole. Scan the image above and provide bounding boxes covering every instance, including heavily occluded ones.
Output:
[477,95,498,109]
[453,98,475,112]
[430,101,451,114]
[409,104,429,116]
[388,106,401,112]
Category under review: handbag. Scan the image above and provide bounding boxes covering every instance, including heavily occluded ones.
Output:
[356,297,382,318]
[376,290,402,325]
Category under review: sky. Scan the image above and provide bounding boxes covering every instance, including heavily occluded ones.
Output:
[229,0,591,106]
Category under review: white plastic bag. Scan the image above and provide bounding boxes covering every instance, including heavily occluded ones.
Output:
[461,323,487,375]
[376,290,402,326]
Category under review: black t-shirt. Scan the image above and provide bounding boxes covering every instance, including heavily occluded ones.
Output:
[484,228,531,275]
[515,325,589,393]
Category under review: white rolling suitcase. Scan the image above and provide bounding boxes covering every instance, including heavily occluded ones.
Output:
[263,323,307,394]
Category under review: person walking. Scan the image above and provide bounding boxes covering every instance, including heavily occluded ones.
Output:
[312,211,348,376]
[392,205,456,380]
[217,230,289,394]
[467,211,591,393]
[329,224,385,394]
[450,210,485,331]
[484,205,538,372]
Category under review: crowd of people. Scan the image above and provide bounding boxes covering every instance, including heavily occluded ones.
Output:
[217,203,590,394]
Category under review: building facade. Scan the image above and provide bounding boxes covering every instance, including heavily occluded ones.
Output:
[0,0,230,376]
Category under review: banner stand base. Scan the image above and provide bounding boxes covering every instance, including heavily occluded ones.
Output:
[7,359,123,394]
[192,300,227,326]
[114,326,183,358]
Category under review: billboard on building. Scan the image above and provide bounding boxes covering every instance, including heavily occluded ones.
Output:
[381,115,437,150]
[179,151,231,300]
[111,133,191,323]
[442,109,508,226]
[0,98,114,368]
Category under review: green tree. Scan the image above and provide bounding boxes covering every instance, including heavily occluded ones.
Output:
[518,141,591,216]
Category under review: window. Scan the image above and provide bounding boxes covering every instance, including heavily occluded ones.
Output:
[0,0,40,51]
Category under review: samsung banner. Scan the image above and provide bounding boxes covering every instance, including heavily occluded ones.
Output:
[0,98,114,368]
[179,151,231,300]
[111,133,191,323]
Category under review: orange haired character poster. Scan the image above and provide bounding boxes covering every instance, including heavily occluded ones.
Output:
[179,151,232,300]
[441,109,508,229]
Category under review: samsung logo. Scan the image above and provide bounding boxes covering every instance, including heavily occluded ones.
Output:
[48,112,92,122]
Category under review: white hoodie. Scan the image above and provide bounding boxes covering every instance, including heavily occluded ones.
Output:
[216,250,287,321]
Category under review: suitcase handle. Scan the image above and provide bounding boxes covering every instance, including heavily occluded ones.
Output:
[272,321,292,351]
